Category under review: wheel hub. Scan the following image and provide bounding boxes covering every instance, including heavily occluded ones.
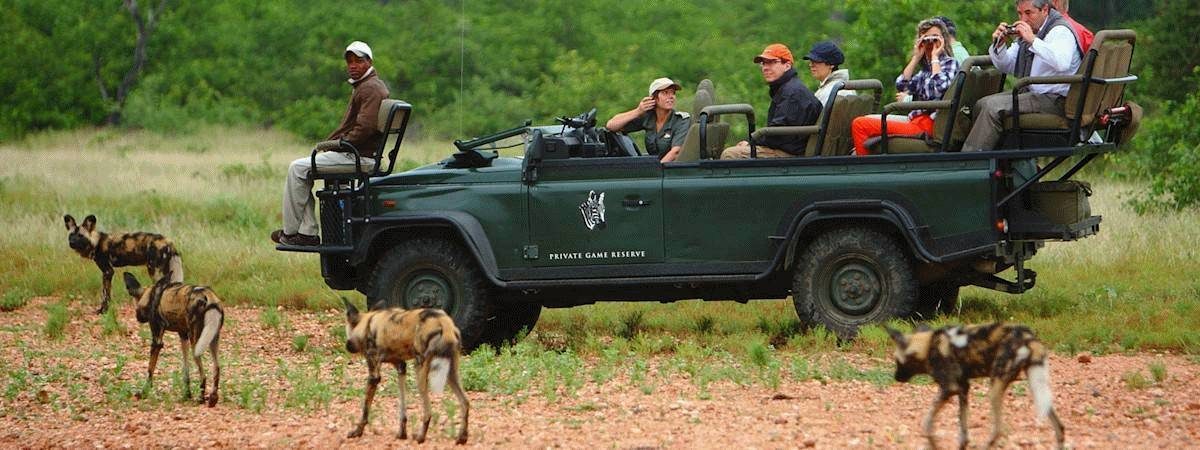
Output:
[830,263,881,315]
[405,273,452,309]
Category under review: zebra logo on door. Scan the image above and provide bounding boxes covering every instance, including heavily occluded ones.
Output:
[579,191,606,230]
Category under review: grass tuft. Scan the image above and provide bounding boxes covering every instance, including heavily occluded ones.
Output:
[43,301,69,340]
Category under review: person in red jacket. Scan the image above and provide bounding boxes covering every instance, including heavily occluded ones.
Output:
[1053,0,1094,53]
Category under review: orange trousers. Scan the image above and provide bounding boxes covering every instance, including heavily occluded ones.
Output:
[851,113,935,155]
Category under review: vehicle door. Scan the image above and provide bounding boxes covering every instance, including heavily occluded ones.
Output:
[527,156,664,270]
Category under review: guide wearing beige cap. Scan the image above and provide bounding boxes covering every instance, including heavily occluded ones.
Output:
[605,77,692,162]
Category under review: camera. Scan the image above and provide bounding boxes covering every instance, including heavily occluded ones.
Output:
[1004,24,1019,35]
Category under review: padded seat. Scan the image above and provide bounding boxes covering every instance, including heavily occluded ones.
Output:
[869,56,1005,154]
[677,79,730,161]
[999,29,1137,149]
[805,81,881,156]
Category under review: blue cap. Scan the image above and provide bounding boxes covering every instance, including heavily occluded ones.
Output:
[803,41,845,66]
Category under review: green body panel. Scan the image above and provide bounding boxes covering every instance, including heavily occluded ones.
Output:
[661,159,994,265]
[369,155,997,275]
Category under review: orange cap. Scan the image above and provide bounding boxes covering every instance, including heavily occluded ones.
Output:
[753,43,793,64]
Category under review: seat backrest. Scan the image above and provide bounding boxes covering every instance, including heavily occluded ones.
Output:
[807,79,882,156]
[376,99,413,175]
[1064,29,1136,128]
[681,88,715,160]
[948,56,1005,149]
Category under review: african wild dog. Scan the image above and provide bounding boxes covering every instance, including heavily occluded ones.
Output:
[886,323,1065,449]
[123,271,223,407]
[343,299,469,444]
[64,214,183,314]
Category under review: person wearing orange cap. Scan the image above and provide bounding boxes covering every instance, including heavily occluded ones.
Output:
[273,41,390,246]
[720,43,822,159]
[605,77,692,162]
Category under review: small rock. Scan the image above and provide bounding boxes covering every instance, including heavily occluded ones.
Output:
[35,389,49,404]
[173,414,184,420]
[802,439,817,447]
[1186,403,1200,411]
[1076,352,1092,364]
[771,393,795,400]
[1150,388,1165,397]
[773,418,788,425]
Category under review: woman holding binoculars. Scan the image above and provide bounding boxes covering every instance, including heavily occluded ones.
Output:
[850,18,960,155]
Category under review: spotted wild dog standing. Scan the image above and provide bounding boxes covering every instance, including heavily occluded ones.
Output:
[64,214,183,313]
[123,271,223,407]
[343,299,469,444]
[886,323,1065,449]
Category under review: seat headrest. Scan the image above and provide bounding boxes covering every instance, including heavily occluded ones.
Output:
[378,99,412,132]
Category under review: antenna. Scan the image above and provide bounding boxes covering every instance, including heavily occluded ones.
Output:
[458,0,466,137]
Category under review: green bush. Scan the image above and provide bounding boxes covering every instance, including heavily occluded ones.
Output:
[1122,81,1200,211]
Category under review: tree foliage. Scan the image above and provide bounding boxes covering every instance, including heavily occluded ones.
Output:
[0,0,1177,145]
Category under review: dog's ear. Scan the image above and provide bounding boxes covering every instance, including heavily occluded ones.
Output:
[64,214,76,230]
[123,272,144,297]
[342,297,360,327]
[885,326,906,346]
[915,322,932,332]
[82,215,97,232]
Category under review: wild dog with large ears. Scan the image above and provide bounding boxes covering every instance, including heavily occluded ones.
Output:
[343,299,469,444]
[64,214,183,313]
[887,323,1065,449]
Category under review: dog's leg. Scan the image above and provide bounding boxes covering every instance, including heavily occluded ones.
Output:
[1047,407,1065,449]
[924,391,951,450]
[141,338,163,399]
[414,358,433,444]
[348,355,382,438]
[192,342,207,405]
[395,362,408,439]
[98,267,114,314]
[208,334,220,407]
[957,387,971,450]
[986,378,1010,448]
[179,335,192,400]
[449,356,469,445]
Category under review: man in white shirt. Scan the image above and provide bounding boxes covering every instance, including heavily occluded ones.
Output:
[962,0,1082,151]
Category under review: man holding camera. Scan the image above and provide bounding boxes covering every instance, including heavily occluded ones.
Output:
[961,0,1082,152]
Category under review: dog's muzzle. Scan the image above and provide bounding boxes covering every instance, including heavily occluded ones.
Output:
[68,235,90,251]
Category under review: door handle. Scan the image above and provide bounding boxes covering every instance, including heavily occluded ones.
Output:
[622,199,653,207]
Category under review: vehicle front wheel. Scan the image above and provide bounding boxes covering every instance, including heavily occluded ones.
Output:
[368,237,493,351]
[792,227,917,339]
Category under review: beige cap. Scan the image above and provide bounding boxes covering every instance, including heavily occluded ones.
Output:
[345,41,373,60]
[648,77,682,97]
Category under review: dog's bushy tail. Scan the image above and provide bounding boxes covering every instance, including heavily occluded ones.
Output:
[194,302,223,359]
[167,253,184,283]
[423,321,460,395]
[1027,358,1054,421]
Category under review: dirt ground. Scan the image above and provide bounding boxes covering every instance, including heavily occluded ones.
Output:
[1,297,1198,449]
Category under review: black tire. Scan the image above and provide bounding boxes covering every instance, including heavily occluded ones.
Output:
[792,227,918,339]
[367,237,493,351]
[911,281,961,320]
[480,302,542,349]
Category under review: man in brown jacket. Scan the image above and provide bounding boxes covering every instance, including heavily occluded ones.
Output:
[273,41,390,246]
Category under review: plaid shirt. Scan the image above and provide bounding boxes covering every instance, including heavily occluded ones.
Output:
[895,54,959,119]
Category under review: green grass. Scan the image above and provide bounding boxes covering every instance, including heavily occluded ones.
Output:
[3,127,1200,363]
[42,301,69,340]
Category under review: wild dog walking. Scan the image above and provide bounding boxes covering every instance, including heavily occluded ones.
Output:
[886,323,1065,449]
[64,214,184,313]
[123,271,223,407]
[343,299,469,444]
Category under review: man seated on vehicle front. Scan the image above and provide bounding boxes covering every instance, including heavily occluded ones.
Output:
[605,77,693,162]
[721,43,822,159]
[271,41,390,247]
[961,0,1082,152]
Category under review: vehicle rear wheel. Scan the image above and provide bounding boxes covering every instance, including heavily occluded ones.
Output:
[368,237,492,351]
[792,227,917,339]
[911,281,961,320]
[480,302,541,349]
